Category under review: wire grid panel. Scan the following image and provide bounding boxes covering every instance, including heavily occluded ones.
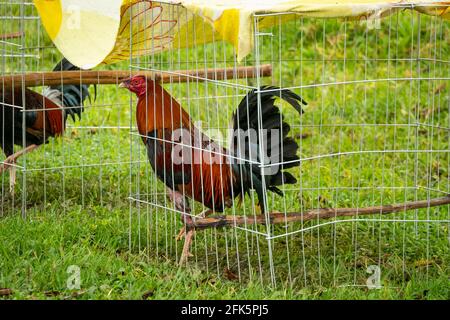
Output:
[128,2,449,287]
[1,2,132,219]
[251,9,450,286]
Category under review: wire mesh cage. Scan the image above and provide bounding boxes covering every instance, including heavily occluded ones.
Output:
[1,1,449,291]
[1,2,131,218]
[127,2,449,287]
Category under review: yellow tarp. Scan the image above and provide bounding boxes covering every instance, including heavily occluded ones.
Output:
[33,0,450,69]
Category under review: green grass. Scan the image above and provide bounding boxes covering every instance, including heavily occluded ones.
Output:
[1,5,449,299]
[1,207,449,299]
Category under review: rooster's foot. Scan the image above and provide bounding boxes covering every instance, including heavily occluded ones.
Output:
[176,226,185,241]
[0,157,15,174]
[1,159,16,195]
[1,144,39,174]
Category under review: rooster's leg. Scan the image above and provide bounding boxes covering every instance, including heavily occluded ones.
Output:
[166,187,191,241]
[176,209,211,241]
[9,166,16,194]
[179,227,195,265]
[165,187,195,263]
[178,209,215,265]
[178,212,195,265]
[176,226,186,241]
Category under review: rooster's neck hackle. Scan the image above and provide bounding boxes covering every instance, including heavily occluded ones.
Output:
[135,80,192,141]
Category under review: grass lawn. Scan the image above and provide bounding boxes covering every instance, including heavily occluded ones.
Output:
[0,5,449,299]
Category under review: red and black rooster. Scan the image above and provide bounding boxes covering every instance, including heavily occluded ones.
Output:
[120,76,306,263]
[1,58,93,193]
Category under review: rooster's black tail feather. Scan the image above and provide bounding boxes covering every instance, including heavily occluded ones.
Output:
[230,86,306,212]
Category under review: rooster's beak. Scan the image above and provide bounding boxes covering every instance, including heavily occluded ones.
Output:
[119,79,130,88]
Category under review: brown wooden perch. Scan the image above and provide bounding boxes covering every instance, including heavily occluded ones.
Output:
[0,64,272,88]
[0,288,13,297]
[187,196,450,230]
[0,32,24,40]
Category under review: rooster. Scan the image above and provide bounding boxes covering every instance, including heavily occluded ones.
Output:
[120,76,306,263]
[0,58,93,193]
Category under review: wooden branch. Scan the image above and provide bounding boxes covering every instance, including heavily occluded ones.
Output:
[188,196,450,230]
[0,32,24,40]
[0,288,13,297]
[0,64,272,88]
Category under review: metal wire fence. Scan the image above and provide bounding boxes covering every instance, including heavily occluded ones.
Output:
[1,1,448,288]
